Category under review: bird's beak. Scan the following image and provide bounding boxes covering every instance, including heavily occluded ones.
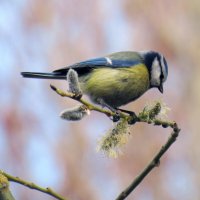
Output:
[158,83,163,93]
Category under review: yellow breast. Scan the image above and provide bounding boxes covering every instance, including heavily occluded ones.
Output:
[80,64,150,107]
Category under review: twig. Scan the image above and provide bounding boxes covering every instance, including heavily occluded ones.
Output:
[115,123,180,200]
[50,84,136,123]
[50,84,114,117]
[1,171,66,200]
[0,173,15,200]
[51,84,181,200]
[50,84,176,126]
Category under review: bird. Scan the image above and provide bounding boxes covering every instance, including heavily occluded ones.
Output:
[21,51,168,111]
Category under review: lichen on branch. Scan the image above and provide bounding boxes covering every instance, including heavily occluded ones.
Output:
[49,70,180,200]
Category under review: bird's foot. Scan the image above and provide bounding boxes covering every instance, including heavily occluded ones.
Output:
[96,99,121,122]
[116,108,138,125]
[112,111,121,122]
[72,92,82,100]
[96,99,138,123]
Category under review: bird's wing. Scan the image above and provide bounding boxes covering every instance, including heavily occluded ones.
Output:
[53,56,141,76]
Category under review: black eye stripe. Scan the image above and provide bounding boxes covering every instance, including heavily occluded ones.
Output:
[163,57,168,75]
[157,55,164,79]
[160,73,164,80]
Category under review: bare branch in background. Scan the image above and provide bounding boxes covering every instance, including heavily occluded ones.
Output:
[1,171,66,200]
[0,173,15,200]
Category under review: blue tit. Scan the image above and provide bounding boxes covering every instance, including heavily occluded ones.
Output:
[21,51,168,109]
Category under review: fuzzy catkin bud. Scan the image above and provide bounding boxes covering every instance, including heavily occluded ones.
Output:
[67,69,82,96]
[149,102,161,119]
[139,100,170,121]
[60,105,89,121]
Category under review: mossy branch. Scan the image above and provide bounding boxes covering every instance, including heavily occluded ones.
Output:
[14,69,180,200]
[1,171,66,200]
[50,84,175,126]
[50,83,181,200]
[0,173,15,200]
[50,84,115,118]
[115,123,180,200]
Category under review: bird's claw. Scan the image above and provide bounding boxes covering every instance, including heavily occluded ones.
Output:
[72,92,82,100]
[112,111,121,122]
[116,108,138,124]
[127,112,138,124]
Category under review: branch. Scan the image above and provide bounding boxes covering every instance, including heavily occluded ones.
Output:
[50,84,176,127]
[115,123,180,200]
[50,84,115,118]
[50,84,136,123]
[50,83,181,200]
[0,173,15,200]
[1,171,66,200]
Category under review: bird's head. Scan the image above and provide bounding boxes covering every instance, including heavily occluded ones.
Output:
[142,51,168,93]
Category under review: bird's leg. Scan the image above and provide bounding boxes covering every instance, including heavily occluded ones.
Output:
[97,99,120,122]
[116,108,136,115]
[116,108,138,124]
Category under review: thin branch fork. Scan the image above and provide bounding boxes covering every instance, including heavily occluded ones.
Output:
[0,83,180,200]
[116,123,180,200]
[50,84,181,200]
[1,171,66,200]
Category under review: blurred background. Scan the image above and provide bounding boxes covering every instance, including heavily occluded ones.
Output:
[0,0,199,199]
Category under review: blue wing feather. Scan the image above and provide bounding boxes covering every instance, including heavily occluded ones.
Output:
[53,57,140,75]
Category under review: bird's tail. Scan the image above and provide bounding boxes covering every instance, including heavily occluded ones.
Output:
[21,72,66,79]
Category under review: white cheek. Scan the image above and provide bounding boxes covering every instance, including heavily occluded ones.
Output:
[151,58,161,86]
